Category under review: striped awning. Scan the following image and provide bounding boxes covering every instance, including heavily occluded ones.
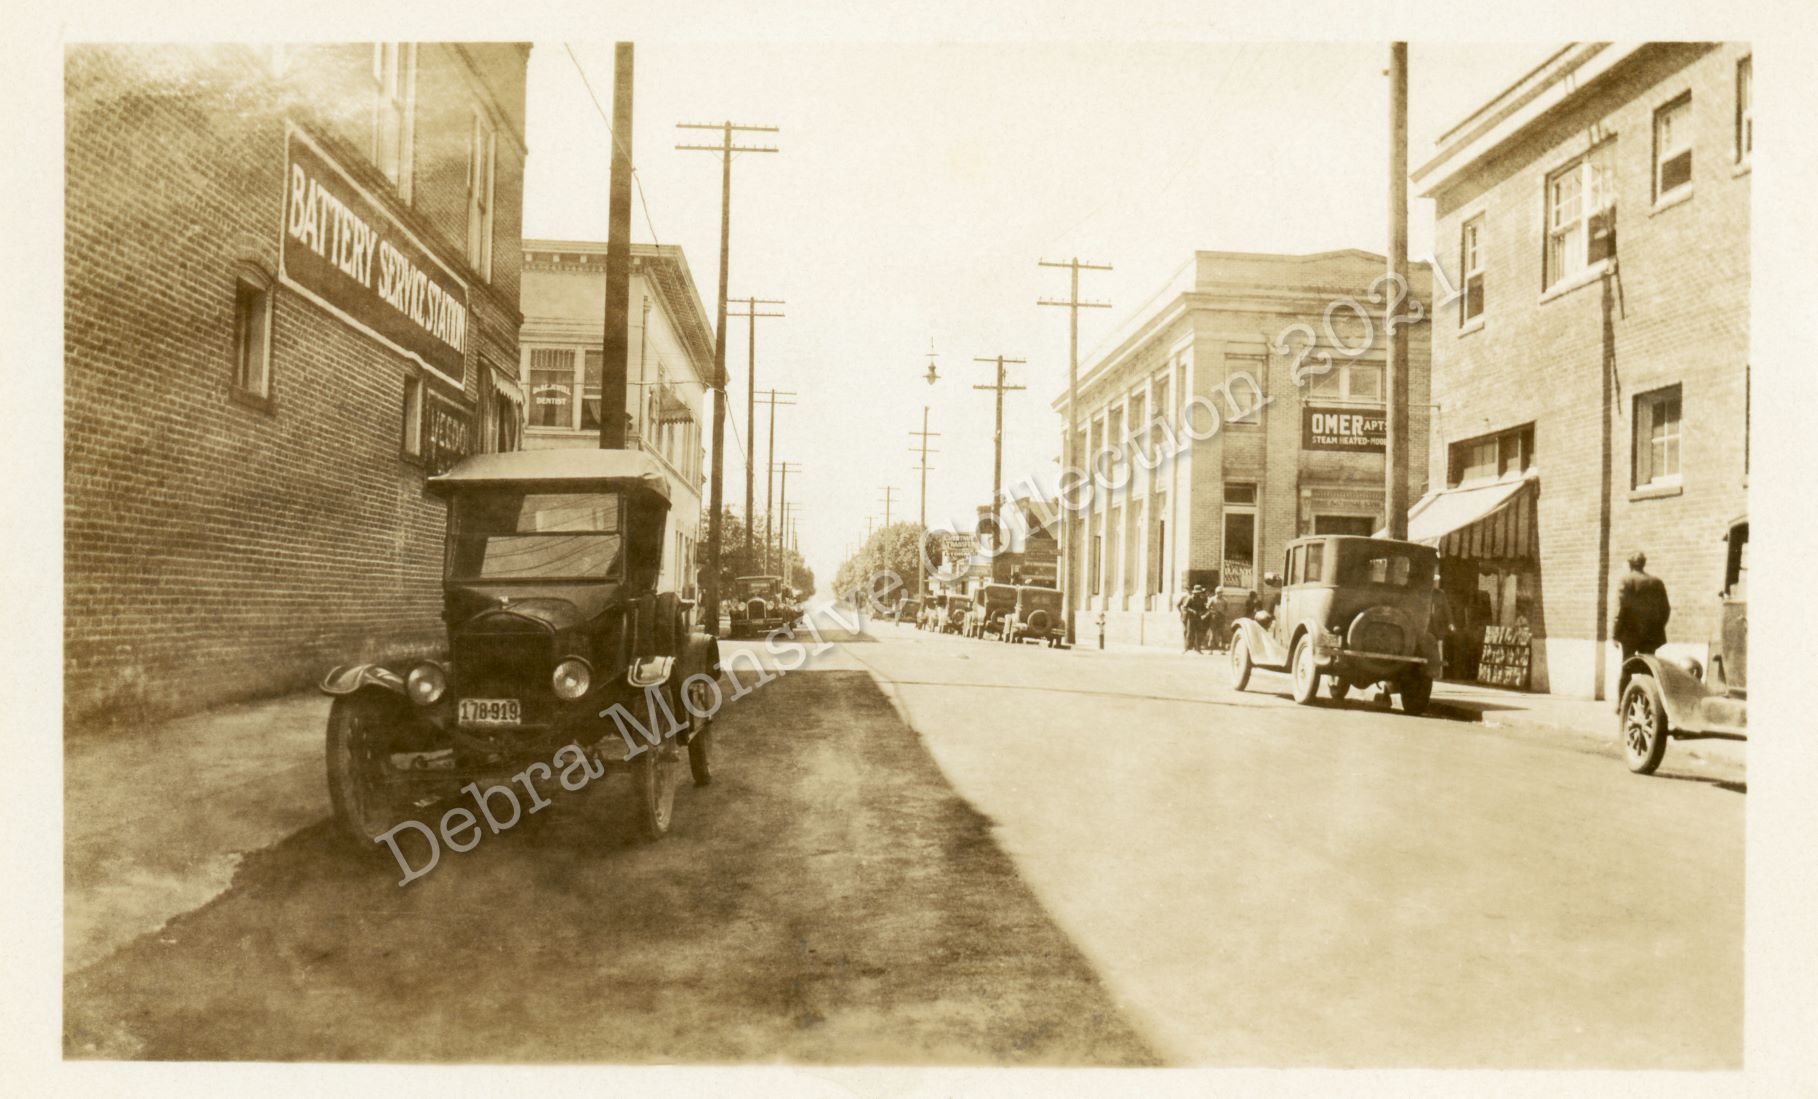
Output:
[1389,474,1538,560]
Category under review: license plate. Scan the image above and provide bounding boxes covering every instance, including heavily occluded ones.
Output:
[458,698,521,726]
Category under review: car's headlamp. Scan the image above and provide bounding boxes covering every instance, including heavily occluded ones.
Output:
[406,662,446,705]
[552,658,592,701]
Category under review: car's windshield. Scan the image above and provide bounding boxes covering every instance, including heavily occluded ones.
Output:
[448,492,623,582]
[740,578,778,597]
[1333,541,1431,589]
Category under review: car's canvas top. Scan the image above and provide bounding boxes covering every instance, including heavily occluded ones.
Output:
[427,449,671,502]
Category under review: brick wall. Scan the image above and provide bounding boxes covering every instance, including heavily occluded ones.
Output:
[1429,42,1750,696]
[64,43,529,728]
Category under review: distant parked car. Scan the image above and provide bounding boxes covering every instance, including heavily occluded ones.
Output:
[727,575,790,639]
[1616,515,1747,774]
[965,583,1018,640]
[1228,535,1443,715]
[1005,585,1066,647]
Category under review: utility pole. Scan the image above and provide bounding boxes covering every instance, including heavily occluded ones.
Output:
[729,295,784,563]
[909,407,940,602]
[1039,257,1111,640]
[598,43,635,450]
[677,118,779,635]
[756,387,796,573]
[782,502,803,586]
[878,486,897,531]
[1385,43,1411,539]
[775,460,800,576]
[973,355,1027,565]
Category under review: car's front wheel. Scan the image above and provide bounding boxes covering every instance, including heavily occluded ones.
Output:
[1229,634,1253,691]
[1290,637,1320,705]
[1620,673,1670,774]
[325,693,409,849]
[684,675,715,787]
[628,741,684,839]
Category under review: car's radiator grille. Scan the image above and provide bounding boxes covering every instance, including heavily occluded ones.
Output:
[454,628,552,703]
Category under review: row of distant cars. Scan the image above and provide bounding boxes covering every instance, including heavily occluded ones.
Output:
[899,583,1069,647]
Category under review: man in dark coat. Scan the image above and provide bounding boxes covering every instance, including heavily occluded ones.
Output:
[1613,550,1671,660]
[1178,585,1208,653]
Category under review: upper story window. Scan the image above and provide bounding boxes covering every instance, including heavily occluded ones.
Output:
[528,347,576,429]
[1307,359,1383,404]
[1633,385,1683,489]
[1460,215,1485,324]
[1653,93,1693,202]
[371,43,415,197]
[1448,424,1534,487]
[467,111,497,281]
[1736,57,1753,164]
[401,374,424,457]
[1545,152,1615,289]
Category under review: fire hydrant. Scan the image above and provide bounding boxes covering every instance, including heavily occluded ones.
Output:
[1096,612,1106,650]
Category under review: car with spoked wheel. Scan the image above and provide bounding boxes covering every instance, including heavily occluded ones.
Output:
[1227,535,1442,715]
[1616,515,1747,774]
[319,449,720,850]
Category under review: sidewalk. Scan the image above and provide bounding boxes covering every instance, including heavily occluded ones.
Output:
[65,691,329,974]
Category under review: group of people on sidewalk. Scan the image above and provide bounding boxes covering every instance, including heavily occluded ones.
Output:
[1176,584,1258,654]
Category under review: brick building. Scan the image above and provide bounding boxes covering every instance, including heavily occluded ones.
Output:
[519,240,714,599]
[65,43,531,726]
[1412,42,1751,698]
[1050,250,1432,647]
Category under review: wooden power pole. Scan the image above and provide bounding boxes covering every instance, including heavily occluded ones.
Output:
[729,295,784,563]
[598,43,635,450]
[909,407,939,601]
[677,119,778,635]
[973,355,1027,559]
[1385,43,1411,540]
[1039,257,1111,639]
[756,388,796,573]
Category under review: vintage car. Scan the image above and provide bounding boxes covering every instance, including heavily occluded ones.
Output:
[1616,515,1748,774]
[964,583,1019,640]
[1228,535,1443,715]
[1005,585,1067,646]
[727,574,790,639]
[893,598,921,625]
[319,450,720,849]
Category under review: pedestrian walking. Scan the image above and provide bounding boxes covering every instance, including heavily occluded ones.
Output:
[1613,550,1671,661]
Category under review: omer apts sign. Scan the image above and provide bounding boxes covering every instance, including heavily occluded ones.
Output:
[279,128,470,389]
[1302,406,1387,453]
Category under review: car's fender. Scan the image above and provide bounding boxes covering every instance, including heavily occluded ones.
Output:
[1231,618,1288,669]
[1620,653,1709,731]
[319,663,406,698]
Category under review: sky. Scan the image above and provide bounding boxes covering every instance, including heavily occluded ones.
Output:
[523,41,1556,593]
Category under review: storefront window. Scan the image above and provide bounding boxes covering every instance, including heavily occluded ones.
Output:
[528,348,573,428]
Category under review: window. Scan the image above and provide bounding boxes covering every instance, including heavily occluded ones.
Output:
[1460,215,1485,323]
[1307,360,1384,404]
[371,44,414,195]
[581,350,603,432]
[1448,424,1534,487]
[1303,542,1325,585]
[231,276,272,399]
[449,493,624,582]
[401,374,423,456]
[1653,94,1693,201]
[1634,385,1683,488]
[1221,486,1256,590]
[1224,483,1257,506]
[528,348,574,428]
[1545,152,1615,289]
[467,111,497,279]
[1736,57,1753,164]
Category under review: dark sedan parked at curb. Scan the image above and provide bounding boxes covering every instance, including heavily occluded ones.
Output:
[1006,585,1067,647]
[1228,535,1443,715]
[727,575,791,639]
[319,450,720,850]
[964,583,1018,641]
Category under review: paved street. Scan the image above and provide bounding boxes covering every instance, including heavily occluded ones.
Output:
[64,615,1741,1068]
[847,620,1743,1068]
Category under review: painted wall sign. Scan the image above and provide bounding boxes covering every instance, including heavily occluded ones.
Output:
[279,127,470,390]
[424,389,475,476]
[1302,406,1387,452]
